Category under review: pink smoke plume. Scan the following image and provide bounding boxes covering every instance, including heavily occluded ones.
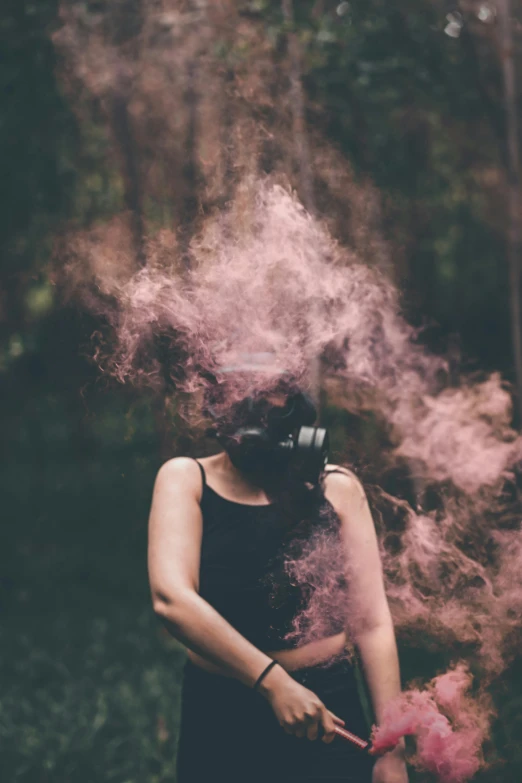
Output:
[60,180,522,659]
[62,180,441,408]
[279,511,351,648]
[49,4,522,779]
[371,664,493,783]
[59,179,522,779]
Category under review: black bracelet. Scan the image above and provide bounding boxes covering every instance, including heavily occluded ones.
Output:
[253,660,279,692]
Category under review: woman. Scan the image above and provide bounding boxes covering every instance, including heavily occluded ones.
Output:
[148,388,408,783]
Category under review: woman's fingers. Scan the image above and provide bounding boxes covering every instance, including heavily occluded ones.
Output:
[307,720,320,741]
[320,708,337,744]
[329,710,345,726]
[278,699,344,744]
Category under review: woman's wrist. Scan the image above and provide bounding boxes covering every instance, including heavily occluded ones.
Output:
[256,660,290,698]
[253,660,279,692]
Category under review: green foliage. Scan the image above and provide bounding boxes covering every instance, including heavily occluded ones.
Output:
[1,428,185,783]
[2,609,185,783]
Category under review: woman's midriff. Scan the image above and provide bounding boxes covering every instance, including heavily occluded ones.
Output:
[186,631,348,677]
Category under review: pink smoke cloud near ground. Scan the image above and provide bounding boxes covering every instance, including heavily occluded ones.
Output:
[59,179,522,780]
[371,665,493,783]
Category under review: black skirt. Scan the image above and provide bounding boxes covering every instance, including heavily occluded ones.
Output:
[176,657,376,783]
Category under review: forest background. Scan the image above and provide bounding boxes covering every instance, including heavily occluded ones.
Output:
[2,1,522,781]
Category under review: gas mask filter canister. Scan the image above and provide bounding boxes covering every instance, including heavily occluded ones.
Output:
[218,393,329,485]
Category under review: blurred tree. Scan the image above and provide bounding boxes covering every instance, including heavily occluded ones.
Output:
[300,1,507,356]
[282,0,323,410]
[497,0,522,420]
[3,0,522,431]
[0,0,74,341]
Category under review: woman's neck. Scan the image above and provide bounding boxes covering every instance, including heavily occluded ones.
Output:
[211,452,273,504]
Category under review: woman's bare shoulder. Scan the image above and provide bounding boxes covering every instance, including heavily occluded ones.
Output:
[157,455,199,477]
[323,464,366,503]
[324,463,361,485]
[154,456,203,496]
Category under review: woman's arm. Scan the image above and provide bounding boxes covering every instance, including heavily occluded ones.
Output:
[324,470,408,781]
[324,470,401,716]
[148,457,275,687]
[148,457,343,742]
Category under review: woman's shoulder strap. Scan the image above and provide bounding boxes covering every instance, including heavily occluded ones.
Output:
[194,459,207,491]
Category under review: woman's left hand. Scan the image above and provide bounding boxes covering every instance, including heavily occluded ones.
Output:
[371,748,409,783]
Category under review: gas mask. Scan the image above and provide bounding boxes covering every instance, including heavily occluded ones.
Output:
[214,392,329,485]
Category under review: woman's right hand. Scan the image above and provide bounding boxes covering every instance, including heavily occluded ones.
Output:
[258,663,344,743]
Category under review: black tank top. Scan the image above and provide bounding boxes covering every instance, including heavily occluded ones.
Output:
[195,461,347,651]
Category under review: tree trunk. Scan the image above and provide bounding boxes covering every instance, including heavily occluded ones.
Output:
[282,0,322,413]
[179,56,200,264]
[498,0,522,424]
[108,89,145,265]
[282,0,316,215]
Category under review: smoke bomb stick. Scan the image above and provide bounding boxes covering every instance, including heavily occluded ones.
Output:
[333,724,370,750]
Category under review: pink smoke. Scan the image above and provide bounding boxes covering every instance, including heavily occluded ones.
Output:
[61,181,440,410]
[392,374,518,495]
[279,512,351,647]
[57,178,522,778]
[371,665,493,783]
[59,181,522,673]
[49,5,522,778]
